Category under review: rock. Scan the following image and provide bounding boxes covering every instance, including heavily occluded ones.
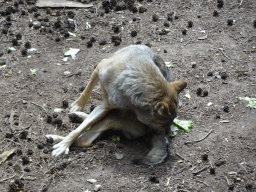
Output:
[87,179,97,184]
[94,184,102,191]
[115,153,124,160]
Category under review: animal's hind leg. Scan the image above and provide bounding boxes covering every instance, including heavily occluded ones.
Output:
[70,59,107,113]
[69,112,89,123]
[72,118,114,147]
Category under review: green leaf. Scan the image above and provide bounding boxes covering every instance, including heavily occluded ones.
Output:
[68,31,76,37]
[111,135,120,142]
[30,69,37,75]
[173,118,193,132]
[164,62,175,67]
[237,97,256,108]
[7,47,16,51]
[86,127,91,131]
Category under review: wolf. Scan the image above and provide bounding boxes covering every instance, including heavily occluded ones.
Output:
[46,45,187,165]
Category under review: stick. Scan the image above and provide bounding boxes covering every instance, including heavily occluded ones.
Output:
[218,48,230,59]
[238,0,243,7]
[185,129,213,145]
[0,175,16,183]
[30,101,47,112]
[193,166,210,176]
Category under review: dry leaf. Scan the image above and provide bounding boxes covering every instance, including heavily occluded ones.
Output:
[0,149,16,164]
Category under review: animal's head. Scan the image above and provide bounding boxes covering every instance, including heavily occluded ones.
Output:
[137,80,187,132]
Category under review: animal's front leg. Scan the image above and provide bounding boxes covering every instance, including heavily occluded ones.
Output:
[51,102,111,157]
[132,134,169,165]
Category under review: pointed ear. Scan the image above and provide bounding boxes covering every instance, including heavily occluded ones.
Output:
[154,102,170,117]
[170,80,187,94]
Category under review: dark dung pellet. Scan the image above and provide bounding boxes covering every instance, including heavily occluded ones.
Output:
[152,14,159,22]
[227,19,233,26]
[210,167,216,175]
[223,106,229,113]
[21,49,27,56]
[149,176,159,183]
[196,88,202,96]
[228,185,234,190]
[12,39,18,46]
[24,167,31,172]
[37,143,44,149]
[131,30,137,37]
[217,0,224,8]
[22,156,29,165]
[202,154,208,161]
[27,149,33,155]
[62,100,68,109]
[182,29,187,35]
[188,21,193,28]
[213,10,219,17]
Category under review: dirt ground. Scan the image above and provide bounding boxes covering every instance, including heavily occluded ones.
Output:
[0,0,255,191]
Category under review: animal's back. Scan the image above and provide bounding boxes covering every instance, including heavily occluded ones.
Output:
[98,45,168,109]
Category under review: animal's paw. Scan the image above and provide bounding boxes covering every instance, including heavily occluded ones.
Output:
[70,101,84,113]
[69,112,88,123]
[46,134,65,143]
[51,140,72,157]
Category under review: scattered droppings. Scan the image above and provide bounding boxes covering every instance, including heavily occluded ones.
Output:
[22,156,30,165]
[27,149,33,155]
[196,88,203,96]
[245,183,253,189]
[203,90,208,97]
[5,132,14,139]
[55,36,61,42]
[202,154,208,161]
[228,185,234,190]
[210,167,216,175]
[149,176,159,183]
[43,148,49,154]
[207,71,213,76]
[164,21,170,27]
[223,106,229,113]
[16,149,22,155]
[24,167,31,172]
[20,130,28,139]
[62,100,68,109]
[188,21,193,28]
[139,6,147,13]
[220,72,228,79]
[131,30,137,37]
[227,19,233,26]
[182,29,187,35]
[12,38,18,46]
[217,0,224,8]
[37,143,44,149]
[52,118,62,127]
[152,14,159,22]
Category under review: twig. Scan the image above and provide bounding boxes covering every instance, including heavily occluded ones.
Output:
[30,101,47,112]
[175,153,188,161]
[197,180,209,186]
[238,0,243,7]
[218,48,230,60]
[0,175,16,183]
[193,166,210,176]
[185,129,213,145]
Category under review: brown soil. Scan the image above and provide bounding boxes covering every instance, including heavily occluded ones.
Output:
[0,0,255,191]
